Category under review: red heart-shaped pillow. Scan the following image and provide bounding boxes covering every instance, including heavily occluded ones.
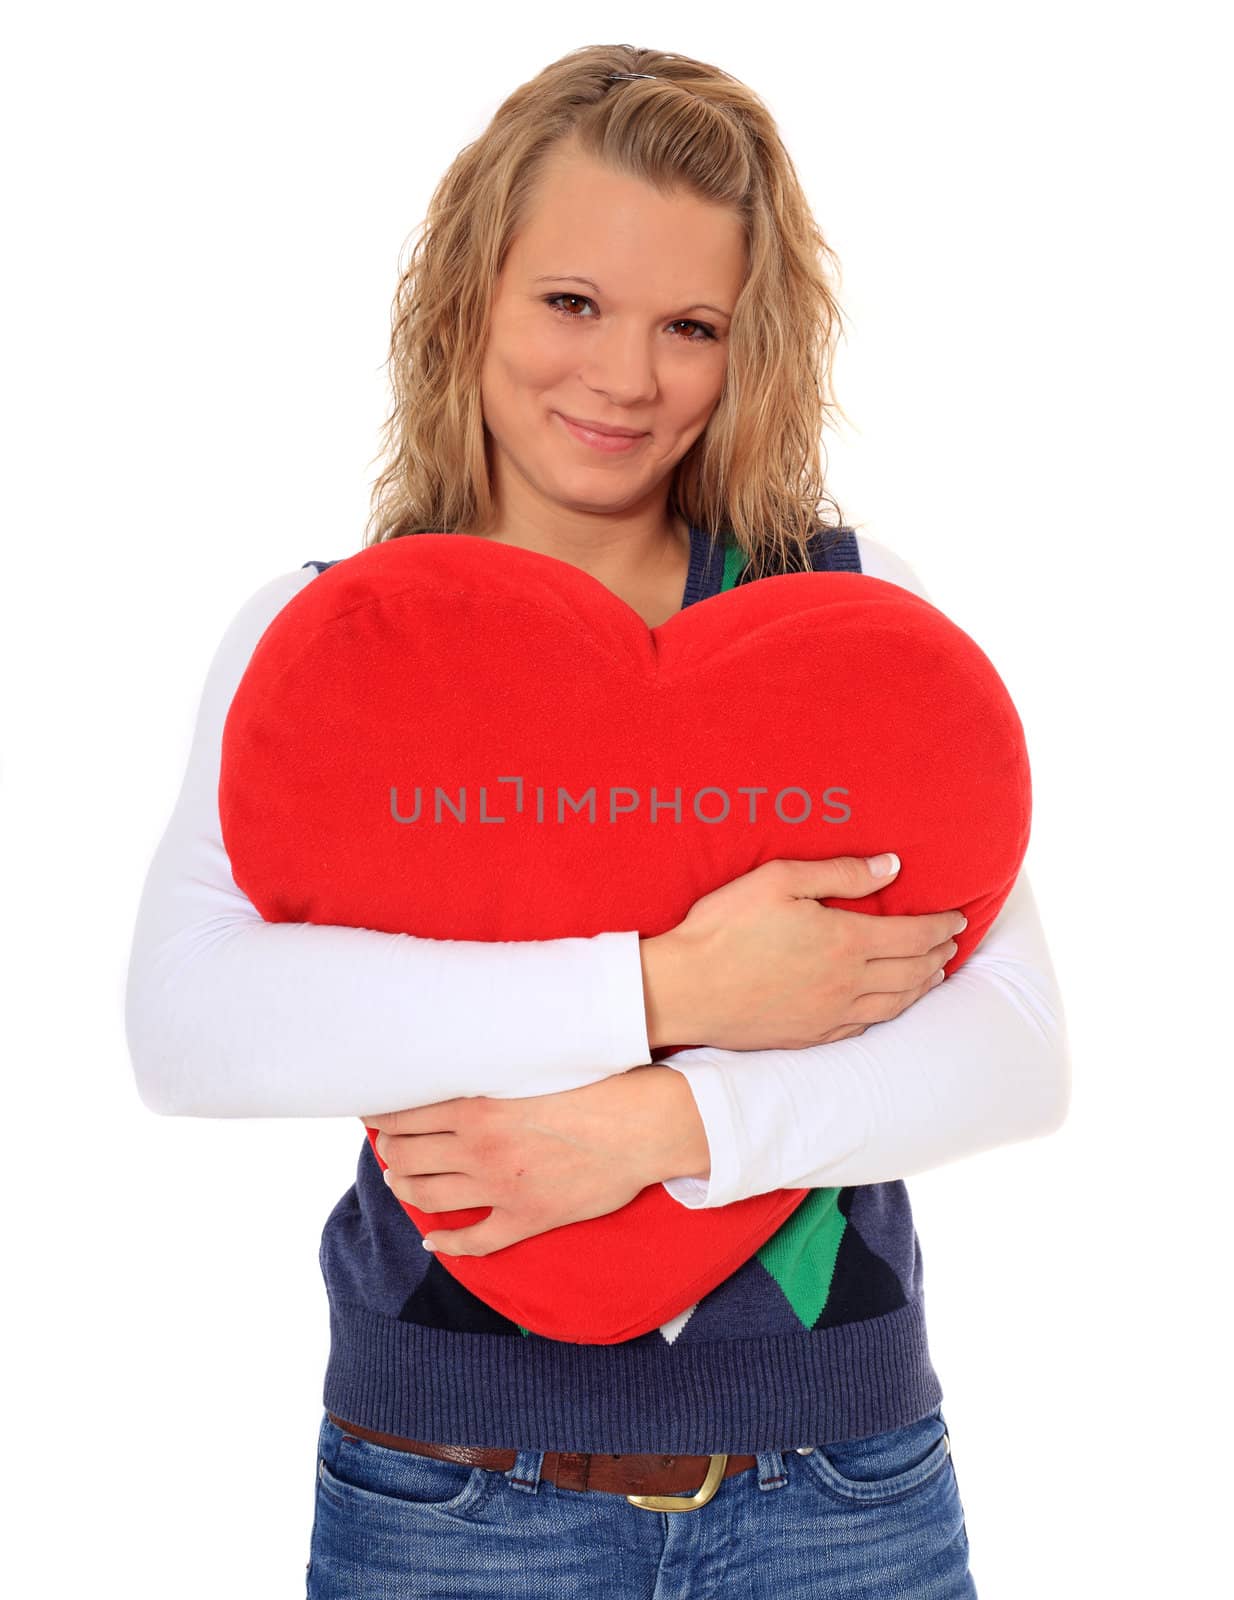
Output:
[219,533,1030,1343]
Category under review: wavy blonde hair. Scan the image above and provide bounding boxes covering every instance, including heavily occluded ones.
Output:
[364,43,857,581]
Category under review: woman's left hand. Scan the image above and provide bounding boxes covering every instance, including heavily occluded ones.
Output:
[360,1063,709,1258]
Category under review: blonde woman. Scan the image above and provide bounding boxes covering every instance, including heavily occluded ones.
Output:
[126,43,1069,1599]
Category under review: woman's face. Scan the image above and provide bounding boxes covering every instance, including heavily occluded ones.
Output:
[478,140,747,527]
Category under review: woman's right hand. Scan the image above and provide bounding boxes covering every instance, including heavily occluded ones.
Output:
[640,855,968,1053]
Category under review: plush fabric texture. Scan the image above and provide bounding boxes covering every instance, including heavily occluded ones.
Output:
[219,531,1030,1345]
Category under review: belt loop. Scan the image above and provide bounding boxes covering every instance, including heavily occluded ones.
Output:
[756,1449,788,1491]
[505,1447,545,1495]
[318,1410,343,1479]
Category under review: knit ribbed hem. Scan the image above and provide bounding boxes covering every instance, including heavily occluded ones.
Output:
[322,1292,943,1454]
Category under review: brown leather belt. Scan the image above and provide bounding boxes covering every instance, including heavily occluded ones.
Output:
[326,1411,759,1512]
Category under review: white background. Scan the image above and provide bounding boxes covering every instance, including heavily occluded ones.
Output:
[3,2,1229,1595]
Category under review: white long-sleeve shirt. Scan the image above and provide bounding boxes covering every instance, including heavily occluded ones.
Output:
[124,534,1071,1207]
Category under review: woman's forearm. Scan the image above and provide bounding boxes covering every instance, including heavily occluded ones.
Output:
[620,1063,712,1185]
[657,866,1071,1208]
[638,932,704,1051]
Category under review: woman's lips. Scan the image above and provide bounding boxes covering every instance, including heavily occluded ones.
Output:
[556,413,648,453]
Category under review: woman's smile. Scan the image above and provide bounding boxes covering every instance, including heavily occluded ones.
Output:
[555,411,649,453]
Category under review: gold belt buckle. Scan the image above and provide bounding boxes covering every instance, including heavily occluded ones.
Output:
[625,1453,728,1513]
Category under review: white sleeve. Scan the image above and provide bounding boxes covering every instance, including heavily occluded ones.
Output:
[124,566,652,1118]
[657,533,1073,1205]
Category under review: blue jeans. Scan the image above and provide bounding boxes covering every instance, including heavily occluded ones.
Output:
[305,1405,977,1597]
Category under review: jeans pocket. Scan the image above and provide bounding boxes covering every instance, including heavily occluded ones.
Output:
[316,1416,497,1520]
[798,1406,952,1506]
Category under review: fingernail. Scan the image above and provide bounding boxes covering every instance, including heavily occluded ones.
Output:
[383,1169,394,1185]
[422,1239,437,1252]
[867,853,900,876]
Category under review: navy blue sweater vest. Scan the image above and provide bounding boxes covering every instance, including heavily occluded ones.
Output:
[298,525,944,1453]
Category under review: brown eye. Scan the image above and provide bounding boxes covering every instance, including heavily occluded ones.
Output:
[543,294,716,342]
